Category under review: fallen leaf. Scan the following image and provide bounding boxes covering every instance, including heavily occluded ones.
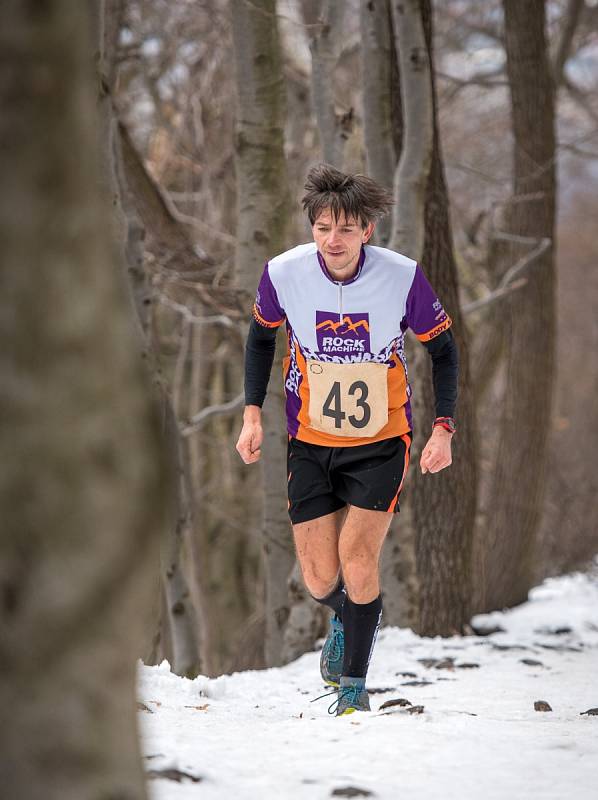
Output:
[331,786,374,797]
[379,698,412,710]
[146,768,202,783]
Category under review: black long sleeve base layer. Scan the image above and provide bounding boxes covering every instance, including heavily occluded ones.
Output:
[312,580,346,622]
[342,594,383,679]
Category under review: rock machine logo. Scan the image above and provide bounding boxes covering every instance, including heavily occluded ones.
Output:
[315,311,371,355]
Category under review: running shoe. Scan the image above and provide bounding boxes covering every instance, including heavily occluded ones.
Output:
[320,614,344,687]
[335,676,371,716]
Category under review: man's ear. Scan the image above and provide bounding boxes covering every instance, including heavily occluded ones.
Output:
[363,221,375,243]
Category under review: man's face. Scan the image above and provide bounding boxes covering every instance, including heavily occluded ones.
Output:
[312,209,374,281]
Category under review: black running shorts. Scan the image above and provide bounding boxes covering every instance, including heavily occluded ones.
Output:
[287,433,412,525]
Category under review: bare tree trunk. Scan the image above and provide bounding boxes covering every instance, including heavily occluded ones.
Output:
[0,2,172,797]
[281,563,327,663]
[360,0,397,245]
[185,307,217,676]
[230,0,294,666]
[381,0,434,629]
[95,1,203,676]
[389,0,433,260]
[480,0,557,611]
[302,0,349,167]
[160,402,201,677]
[381,0,477,634]
[416,0,477,633]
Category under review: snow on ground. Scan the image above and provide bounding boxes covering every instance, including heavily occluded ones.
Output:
[138,568,598,800]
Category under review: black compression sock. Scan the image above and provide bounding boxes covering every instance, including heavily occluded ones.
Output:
[342,594,383,679]
[311,580,346,622]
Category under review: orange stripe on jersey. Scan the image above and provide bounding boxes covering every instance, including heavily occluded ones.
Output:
[415,317,452,342]
[293,341,315,440]
[388,352,408,410]
[387,433,412,512]
[253,303,285,329]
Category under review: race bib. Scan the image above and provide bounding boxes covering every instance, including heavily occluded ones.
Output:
[306,360,389,438]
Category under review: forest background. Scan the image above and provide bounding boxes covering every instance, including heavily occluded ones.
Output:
[0,0,598,800]
[2,5,598,794]
[113,0,598,678]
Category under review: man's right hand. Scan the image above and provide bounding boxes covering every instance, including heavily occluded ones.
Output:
[236,406,263,464]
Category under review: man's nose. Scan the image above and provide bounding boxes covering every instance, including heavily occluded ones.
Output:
[328,228,339,244]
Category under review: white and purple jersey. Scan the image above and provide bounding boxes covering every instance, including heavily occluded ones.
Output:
[252,242,452,446]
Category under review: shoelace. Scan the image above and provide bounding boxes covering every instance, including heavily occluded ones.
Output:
[311,685,361,715]
[326,627,344,663]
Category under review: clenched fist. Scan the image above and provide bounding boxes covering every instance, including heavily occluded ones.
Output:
[419,426,453,474]
[236,406,263,464]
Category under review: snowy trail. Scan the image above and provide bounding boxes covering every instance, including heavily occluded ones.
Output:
[138,570,598,800]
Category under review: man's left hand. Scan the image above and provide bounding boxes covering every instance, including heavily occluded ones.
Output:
[420,426,453,474]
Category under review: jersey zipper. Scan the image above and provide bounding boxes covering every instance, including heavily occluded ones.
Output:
[337,281,343,324]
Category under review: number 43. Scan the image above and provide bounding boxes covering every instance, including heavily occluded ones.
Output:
[322,380,371,429]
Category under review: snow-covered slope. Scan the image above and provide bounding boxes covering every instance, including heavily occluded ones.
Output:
[138,568,598,800]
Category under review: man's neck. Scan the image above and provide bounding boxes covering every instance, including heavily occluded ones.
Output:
[319,246,364,283]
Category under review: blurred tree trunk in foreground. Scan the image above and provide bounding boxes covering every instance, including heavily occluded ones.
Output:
[230,0,294,666]
[0,3,171,798]
[480,0,556,612]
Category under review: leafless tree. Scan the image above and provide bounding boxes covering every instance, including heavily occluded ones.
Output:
[96,0,204,677]
[0,2,172,797]
[360,0,399,245]
[378,0,478,634]
[479,0,558,612]
[231,0,295,666]
[301,0,352,167]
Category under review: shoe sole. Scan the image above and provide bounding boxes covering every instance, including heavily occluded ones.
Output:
[337,706,371,716]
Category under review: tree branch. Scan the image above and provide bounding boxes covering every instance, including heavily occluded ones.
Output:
[463,236,551,315]
[562,75,598,126]
[553,0,585,84]
[155,294,242,332]
[181,392,245,437]
[436,65,507,101]
[161,189,236,246]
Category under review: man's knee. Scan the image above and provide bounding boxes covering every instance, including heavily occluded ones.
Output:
[340,553,378,602]
[301,563,340,600]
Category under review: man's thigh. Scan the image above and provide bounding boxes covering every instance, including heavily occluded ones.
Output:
[338,505,393,563]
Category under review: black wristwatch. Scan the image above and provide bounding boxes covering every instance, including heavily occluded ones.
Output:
[433,416,456,434]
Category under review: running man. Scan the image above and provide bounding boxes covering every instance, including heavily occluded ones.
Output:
[236,164,458,716]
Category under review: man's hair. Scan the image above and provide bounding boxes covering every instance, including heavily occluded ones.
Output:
[302,163,394,228]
